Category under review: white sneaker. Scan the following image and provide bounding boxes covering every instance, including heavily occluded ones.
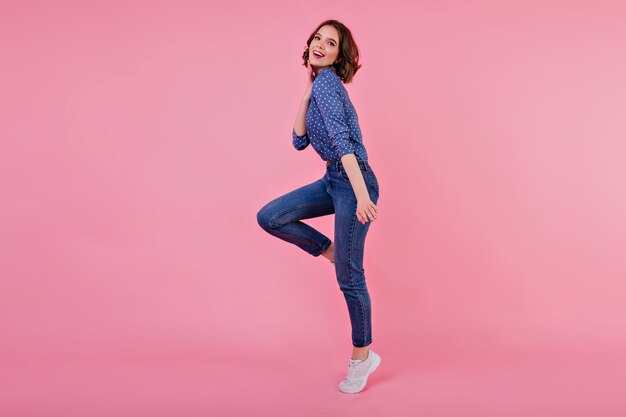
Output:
[338,349,381,394]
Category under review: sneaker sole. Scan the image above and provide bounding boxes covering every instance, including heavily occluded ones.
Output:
[338,352,381,394]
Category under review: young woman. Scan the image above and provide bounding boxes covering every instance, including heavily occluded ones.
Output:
[256,20,381,394]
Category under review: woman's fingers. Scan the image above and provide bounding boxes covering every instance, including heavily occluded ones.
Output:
[366,204,377,221]
[357,204,379,224]
[366,208,376,222]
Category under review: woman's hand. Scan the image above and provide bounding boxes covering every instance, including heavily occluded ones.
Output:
[307,59,316,84]
[356,197,378,225]
[303,59,315,98]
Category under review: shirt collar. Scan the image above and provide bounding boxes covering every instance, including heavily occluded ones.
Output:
[318,66,334,75]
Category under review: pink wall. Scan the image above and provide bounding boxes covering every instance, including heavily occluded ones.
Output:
[1,1,625,415]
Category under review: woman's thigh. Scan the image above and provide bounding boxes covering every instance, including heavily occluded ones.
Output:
[329,168,379,273]
[257,176,334,228]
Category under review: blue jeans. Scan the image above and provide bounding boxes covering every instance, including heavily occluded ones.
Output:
[256,158,380,347]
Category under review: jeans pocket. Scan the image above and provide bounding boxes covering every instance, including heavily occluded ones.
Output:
[340,168,379,190]
[338,168,352,183]
[365,170,379,190]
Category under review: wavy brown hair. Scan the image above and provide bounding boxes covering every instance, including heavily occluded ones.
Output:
[300,20,362,84]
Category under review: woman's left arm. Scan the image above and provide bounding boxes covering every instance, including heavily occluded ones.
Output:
[341,153,378,224]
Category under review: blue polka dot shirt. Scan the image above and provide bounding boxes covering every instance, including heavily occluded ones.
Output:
[292,67,368,162]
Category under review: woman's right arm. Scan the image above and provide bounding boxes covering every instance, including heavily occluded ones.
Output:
[292,95,310,151]
[293,94,310,137]
[292,60,316,150]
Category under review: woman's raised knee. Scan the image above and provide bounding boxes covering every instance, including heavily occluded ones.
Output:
[256,206,274,230]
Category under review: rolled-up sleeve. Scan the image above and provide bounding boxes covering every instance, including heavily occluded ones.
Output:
[313,84,354,157]
[292,127,310,150]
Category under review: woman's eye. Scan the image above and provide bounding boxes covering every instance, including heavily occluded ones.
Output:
[314,36,334,47]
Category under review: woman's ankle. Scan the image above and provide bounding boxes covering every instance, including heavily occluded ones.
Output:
[322,242,334,262]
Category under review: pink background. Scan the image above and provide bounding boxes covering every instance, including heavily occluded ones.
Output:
[1,1,625,416]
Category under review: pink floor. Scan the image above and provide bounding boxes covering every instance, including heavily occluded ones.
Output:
[2,345,625,417]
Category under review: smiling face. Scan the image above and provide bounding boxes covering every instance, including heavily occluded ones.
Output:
[309,25,340,71]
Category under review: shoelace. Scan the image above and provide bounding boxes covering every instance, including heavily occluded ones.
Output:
[345,360,363,380]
